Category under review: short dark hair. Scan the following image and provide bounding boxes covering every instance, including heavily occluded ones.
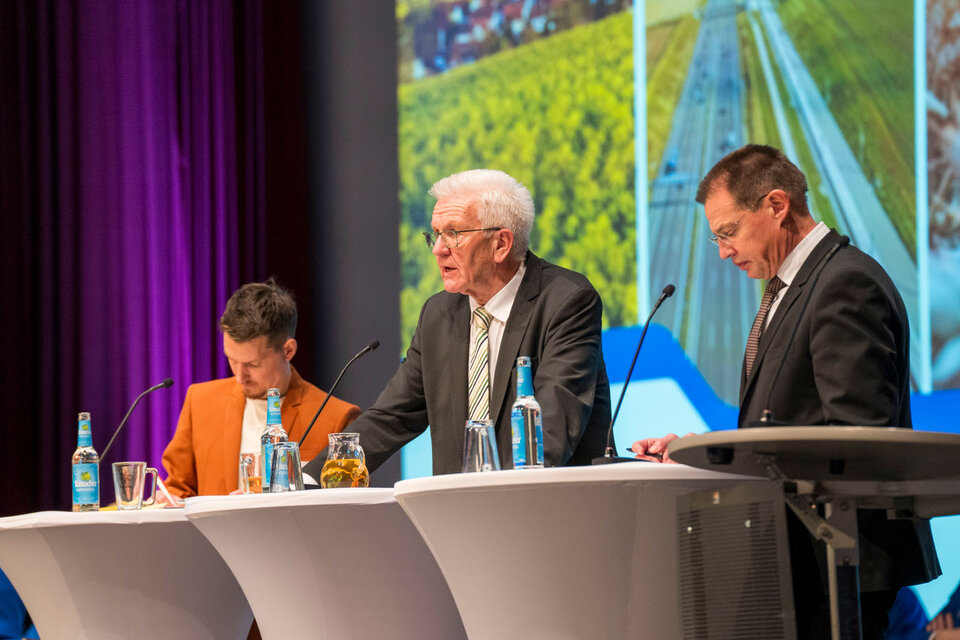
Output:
[219,278,297,351]
[695,144,809,214]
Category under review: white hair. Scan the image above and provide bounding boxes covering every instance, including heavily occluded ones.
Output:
[429,169,534,261]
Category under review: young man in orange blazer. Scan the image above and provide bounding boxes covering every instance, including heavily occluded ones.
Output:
[161,279,360,498]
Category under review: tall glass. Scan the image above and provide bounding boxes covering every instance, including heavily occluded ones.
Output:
[462,420,500,473]
[269,441,304,493]
[320,432,369,488]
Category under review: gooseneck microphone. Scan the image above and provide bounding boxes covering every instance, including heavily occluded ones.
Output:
[299,340,380,448]
[101,378,174,459]
[593,284,676,465]
[750,236,850,427]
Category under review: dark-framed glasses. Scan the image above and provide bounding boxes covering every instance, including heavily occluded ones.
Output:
[423,228,503,250]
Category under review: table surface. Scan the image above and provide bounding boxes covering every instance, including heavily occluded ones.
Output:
[0,506,188,528]
[184,486,397,513]
[668,427,960,482]
[394,459,755,494]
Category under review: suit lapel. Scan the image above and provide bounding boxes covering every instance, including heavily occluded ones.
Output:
[739,230,841,406]
[281,368,304,442]
[223,382,246,491]
[489,253,541,424]
[447,295,471,449]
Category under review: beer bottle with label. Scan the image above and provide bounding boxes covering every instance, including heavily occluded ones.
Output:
[260,388,288,492]
[511,356,544,469]
[72,412,100,511]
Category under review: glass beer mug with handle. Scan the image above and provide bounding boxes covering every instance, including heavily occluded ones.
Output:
[320,432,370,488]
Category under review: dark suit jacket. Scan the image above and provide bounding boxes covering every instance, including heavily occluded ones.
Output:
[305,252,611,476]
[740,229,940,591]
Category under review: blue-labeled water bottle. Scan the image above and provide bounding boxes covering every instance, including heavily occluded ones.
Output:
[72,412,100,512]
[511,357,544,469]
[260,388,288,492]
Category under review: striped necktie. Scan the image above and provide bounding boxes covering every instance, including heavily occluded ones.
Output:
[468,307,494,421]
[745,276,785,378]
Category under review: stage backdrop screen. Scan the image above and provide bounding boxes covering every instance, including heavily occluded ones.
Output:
[396,0,960,617]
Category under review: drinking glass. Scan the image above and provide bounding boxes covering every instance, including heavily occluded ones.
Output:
[112,461,158,510]
[320,432,370,488]
[269,441,304,493]
[238,452,262,494]
[462,420,500,473]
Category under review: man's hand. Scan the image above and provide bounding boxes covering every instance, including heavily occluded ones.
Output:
[630,434,684,463]
[154,479,185,507]
[153,490,178,507]
[928,611,956,632]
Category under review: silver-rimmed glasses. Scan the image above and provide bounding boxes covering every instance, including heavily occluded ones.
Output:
[423,228,503,250]
[708,190,773,246]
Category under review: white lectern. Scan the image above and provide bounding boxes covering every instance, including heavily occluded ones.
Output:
[0,509,252,640]
[184,489,466,640]
[394,464,760,639]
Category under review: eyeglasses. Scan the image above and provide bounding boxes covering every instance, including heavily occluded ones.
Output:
[423,228,503,250]
[708,212,748,247]
[708,190,772,247]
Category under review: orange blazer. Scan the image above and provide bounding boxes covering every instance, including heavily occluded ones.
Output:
[161,368,361,498]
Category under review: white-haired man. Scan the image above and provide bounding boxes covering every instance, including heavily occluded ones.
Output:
[304,169,611,476]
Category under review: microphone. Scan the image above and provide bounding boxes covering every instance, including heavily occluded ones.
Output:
[593,284,676,465]
[749,236,850,427]
[101,378,174,459]
[298,340,380,448]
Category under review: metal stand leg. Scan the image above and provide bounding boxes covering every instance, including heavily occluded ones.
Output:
[781,488,862,640]
[765,461,863,640]
[827,547,862,640]
[824,500,861,640]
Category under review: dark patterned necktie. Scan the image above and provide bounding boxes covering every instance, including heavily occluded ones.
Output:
[745,276,785,378]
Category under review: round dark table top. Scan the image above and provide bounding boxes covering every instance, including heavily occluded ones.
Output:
[668,427,960,482]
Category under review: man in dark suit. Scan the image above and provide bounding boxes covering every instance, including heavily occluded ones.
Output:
[631,145,939,639]
[304,169,610,477]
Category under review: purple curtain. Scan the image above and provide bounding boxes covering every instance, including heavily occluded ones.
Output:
[0,0,265,514]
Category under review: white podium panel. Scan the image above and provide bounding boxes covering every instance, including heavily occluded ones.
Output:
[394,464,761,640]
[0,509,252,640]
[184,489,465,640]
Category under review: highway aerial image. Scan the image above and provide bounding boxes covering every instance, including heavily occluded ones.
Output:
[647,0,922,402]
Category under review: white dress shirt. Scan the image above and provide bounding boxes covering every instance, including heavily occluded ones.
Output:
[765,222,830,328]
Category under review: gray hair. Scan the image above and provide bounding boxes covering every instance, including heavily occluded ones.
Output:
[429,169,534,261]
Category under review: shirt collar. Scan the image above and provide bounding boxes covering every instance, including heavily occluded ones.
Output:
[469,261,526,324]
[776,221,829,286]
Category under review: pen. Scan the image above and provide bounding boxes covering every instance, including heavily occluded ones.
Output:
[625,448,663,460]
